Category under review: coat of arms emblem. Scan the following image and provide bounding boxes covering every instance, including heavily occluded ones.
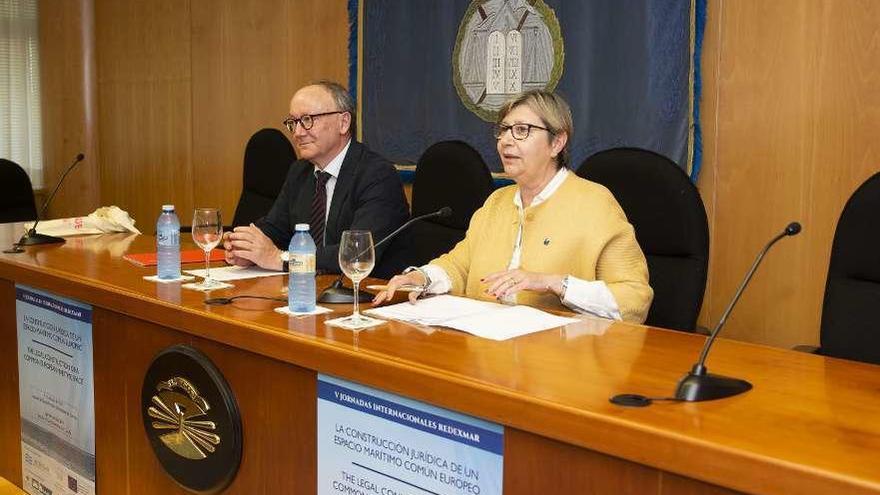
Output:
[453,0,565,121]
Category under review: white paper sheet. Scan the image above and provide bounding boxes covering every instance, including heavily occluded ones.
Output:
[183,265,285,281]
[442,305,579,341]
[366,294,578,340]
[367,294,504,326]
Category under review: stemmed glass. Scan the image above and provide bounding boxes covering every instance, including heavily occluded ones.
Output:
[191,208,222,289]
[338,230,375,325]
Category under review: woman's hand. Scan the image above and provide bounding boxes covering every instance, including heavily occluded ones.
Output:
[372,270,427,305]
[482,269,565,300]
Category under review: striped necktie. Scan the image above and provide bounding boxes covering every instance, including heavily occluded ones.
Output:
[310,170,331,245]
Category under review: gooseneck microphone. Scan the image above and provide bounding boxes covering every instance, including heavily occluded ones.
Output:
[611,222,802,407]
[17,153,86,247]
[318,207,453,304]
[374,206,452,252]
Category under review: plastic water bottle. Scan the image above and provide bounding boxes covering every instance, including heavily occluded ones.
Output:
[288,223,316,312]
[156,204,181,280]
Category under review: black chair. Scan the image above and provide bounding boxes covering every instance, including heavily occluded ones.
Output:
[796,172,880,365]
[576,147,709,332]
[409,141,494,266]
[0,159,38,223]
[231,128,296,228]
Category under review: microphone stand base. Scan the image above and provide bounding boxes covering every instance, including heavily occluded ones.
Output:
[674,371,752,402]
[18,232,66,246]
[318,278,373,304]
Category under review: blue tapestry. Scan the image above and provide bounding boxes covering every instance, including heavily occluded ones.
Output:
[354,0,704,179]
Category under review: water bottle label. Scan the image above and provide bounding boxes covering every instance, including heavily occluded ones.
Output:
[157,230,180,245]
[289,253,315,273]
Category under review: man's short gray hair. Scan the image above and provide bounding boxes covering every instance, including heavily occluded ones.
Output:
[312,80,356,136]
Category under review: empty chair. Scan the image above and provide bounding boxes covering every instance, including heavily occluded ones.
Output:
[802,172,880,365]
[0,159,38,223]
[409,141,494,266]
[577,147,709,332]
[231,128,296,228]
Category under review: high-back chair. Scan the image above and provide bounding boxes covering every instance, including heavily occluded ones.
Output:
[409,141,494,266]
[0,159,38,223]
[577,147,709,332]
[231,128,296,228]
[811,171,880,364]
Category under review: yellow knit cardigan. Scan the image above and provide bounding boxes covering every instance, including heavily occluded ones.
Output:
[431,173,653,323]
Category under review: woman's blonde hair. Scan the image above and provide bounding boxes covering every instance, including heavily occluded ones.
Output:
[497,90,573,168]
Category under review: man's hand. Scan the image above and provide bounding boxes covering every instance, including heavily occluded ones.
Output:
[223,224,282,270]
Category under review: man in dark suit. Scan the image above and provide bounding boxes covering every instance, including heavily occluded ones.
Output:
[223,80,410,278]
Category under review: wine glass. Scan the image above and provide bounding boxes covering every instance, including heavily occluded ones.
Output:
[338,230,375,325]
[191,208,222,289]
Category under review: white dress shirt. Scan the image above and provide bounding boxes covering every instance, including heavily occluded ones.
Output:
[422,168,623,320]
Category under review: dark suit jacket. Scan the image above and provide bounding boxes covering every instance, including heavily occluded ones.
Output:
[256,140,411,278]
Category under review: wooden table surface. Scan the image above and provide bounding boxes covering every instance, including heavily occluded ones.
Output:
[1,225,879,495]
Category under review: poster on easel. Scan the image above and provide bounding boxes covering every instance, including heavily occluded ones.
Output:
[16,285,95,495]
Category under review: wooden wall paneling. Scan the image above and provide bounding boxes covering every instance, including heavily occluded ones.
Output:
[695,0,722,332]
[700,0,880,347]
[94,0,194,234]
[38,0,101,219]
[804,0,880,334]
[190,0,349,218]
[0,281,22,488]
[93,308,316,494]
[704,1,817,347]
[190,0,290,216]
[282,0,350,83]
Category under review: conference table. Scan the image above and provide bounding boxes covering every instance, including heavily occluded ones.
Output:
[1,225,879,495]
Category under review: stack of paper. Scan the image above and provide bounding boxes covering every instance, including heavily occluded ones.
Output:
[366,295,579,341]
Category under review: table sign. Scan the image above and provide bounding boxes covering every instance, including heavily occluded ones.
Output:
[318,374,504,495]
[16,285,95,495]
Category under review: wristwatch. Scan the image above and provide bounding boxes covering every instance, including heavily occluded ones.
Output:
[280,250,290,272]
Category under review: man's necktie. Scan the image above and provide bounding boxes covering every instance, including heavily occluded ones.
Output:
[310,170,331,245]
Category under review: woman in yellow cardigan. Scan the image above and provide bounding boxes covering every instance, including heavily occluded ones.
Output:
[373,90,653,323]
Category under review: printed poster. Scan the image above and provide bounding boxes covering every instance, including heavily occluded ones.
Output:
[16,285,95,495]
[318,374,503,495]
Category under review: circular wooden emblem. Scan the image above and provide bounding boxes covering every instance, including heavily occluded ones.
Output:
[141,345,242,493]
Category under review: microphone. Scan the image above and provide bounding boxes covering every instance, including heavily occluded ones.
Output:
[318,207,453,304]
[610,222,802,407]
[374,206,451,252]
[17,153,86,247]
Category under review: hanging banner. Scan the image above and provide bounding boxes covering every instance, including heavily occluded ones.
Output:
[357,0,704,177]
[16,285,95,495]
[318,374,504,495]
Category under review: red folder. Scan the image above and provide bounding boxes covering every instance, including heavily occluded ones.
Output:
[123,249,226,267]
